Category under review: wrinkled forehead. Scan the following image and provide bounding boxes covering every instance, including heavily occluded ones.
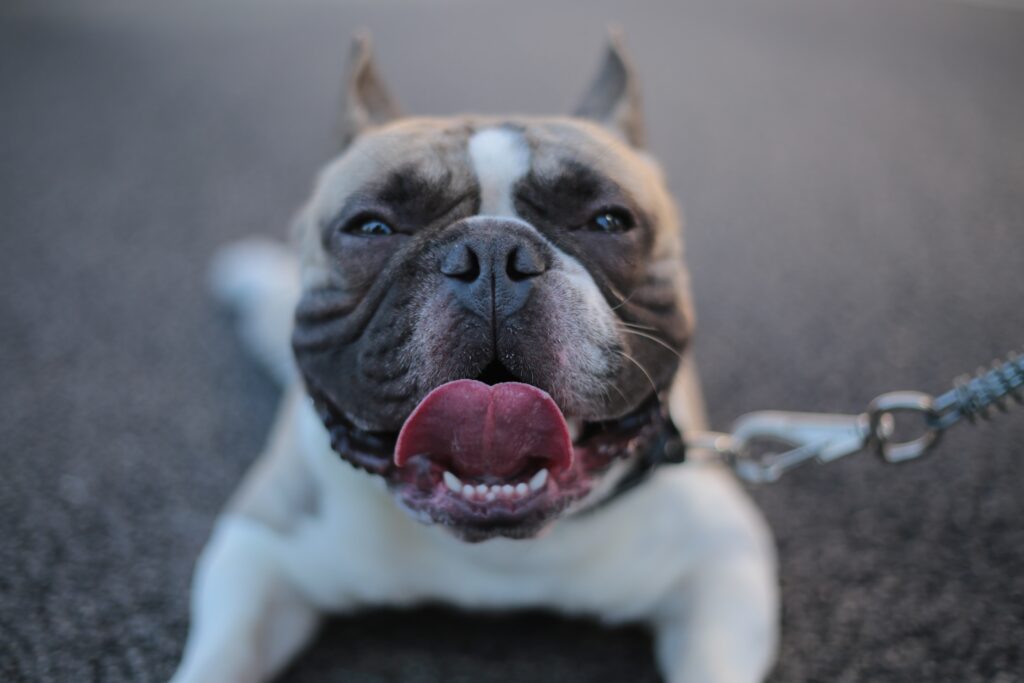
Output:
[310,116,664,220]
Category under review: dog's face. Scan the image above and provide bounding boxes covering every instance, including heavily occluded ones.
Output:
[292,35,692,541]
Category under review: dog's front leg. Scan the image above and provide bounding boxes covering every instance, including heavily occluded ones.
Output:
[170,515,321,683]
[652,538,779,683]
[172,388,326,683]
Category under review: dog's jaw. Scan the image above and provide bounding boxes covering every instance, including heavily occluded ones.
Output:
[307,374,670,541]
[392,402,670,542]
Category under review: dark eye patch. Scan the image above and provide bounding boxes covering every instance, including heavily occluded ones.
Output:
[511,158,655,310]
[513,160,601,224]
[324,163,479,240]
[376,164,449,210]
[533,159,604,204]
[512,160,643,232]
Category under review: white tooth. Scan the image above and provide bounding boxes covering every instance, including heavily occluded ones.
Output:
[529,468,549,492]
[462,484,475,499]
[444,471,462,492]
[515,483,529,497]
[501,484,515,498]
[567,418,583,442]
[485,491,497,502]
[475,484,488,496]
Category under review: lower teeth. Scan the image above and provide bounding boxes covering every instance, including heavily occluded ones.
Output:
[443,468,549,501]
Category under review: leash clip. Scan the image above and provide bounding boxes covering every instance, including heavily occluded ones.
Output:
[688,410,885,484]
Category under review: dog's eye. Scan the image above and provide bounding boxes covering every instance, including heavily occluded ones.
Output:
[347,218,394,237]
[335,214,394,238]
[587,208,635,234]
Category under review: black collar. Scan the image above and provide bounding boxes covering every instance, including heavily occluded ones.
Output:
[577,404,686,515]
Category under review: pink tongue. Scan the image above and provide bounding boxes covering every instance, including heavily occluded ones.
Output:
[394,380,573,477]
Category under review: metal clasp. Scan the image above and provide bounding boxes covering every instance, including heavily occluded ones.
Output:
[689,410,884,484]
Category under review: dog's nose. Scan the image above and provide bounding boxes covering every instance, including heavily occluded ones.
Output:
[440,220,549,321]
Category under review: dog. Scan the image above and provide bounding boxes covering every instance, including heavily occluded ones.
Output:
[170,32,779,683]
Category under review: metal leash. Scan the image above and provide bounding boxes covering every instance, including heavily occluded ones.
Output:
[686,349,1024,484]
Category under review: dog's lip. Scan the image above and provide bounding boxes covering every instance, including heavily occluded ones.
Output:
[306,380,662,538]
[391,452,573,541]
[391,399,666,540]
[308,380,659,468]
[307,376,653,452]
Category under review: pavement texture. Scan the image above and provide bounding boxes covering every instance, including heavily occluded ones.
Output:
[2,0,1023,681]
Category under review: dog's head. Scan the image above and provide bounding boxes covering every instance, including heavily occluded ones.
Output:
[292,33,693,541]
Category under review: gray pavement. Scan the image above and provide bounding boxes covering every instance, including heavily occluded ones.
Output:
[1,1,1023,681]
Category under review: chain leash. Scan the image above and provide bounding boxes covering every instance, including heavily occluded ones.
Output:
[686,350,1024,484]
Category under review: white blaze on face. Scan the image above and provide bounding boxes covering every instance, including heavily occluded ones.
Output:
[465,125,621,411]
[467,127,531,217]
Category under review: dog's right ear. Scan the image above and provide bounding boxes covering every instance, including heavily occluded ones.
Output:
[338,31,401,148]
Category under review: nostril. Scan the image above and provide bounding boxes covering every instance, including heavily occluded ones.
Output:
[506,245,546,281]
[441,243,480,282]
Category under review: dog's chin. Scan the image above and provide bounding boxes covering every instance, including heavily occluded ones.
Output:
[305,380,665,543]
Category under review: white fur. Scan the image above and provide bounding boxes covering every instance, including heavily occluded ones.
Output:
[468,127,530,216]
[547,244,620,388]
[173,238,778,683]
[173,516,319,682]
[467,127,622,409]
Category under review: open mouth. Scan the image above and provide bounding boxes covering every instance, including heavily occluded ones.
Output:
[306,366,664,542]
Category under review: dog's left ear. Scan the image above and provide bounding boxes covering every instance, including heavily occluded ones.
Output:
[573,28,646,148]
[338,31,401,148]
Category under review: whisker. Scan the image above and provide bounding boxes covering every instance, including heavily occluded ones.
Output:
[615,350,659,396]
[616,326,683,360]
[607,379,629,407]
[609,284,639,312]
[617,320,660,332]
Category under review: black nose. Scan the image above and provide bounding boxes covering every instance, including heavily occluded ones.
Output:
[440,220,549,321]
